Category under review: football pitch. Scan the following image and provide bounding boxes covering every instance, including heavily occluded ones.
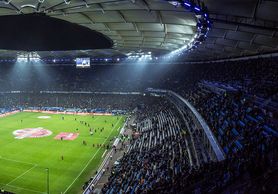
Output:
[0,112,125,194]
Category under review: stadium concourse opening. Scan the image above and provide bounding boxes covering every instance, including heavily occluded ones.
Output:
[0,0,277,194]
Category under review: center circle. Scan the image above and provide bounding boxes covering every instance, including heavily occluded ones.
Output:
[13,127,52,139]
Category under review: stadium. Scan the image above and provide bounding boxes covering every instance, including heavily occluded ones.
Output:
[0,0,277,194]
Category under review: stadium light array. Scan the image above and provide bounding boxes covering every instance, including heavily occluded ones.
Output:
[165,0,211,56]
[17,52,41,63]
[127,51,154,61]
[17,56,28,63]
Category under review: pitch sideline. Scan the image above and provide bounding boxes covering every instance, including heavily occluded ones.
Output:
[62,117,123,194]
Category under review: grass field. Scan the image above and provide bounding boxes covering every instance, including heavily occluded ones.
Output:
[0,112,125,194]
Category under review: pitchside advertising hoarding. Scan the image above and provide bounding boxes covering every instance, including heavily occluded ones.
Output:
[76,57,90,68]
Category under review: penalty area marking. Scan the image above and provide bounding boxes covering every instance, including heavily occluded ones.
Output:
[62,118,122,194]
[6,164,38,186]
[0,156,37,166]
[0,157,43,194]
[5,184,45,194]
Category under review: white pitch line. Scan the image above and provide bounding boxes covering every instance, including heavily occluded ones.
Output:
[5,184,45,194]
[6,164,38,186]
[92,137,106,140]
[90,116,100,122]
[101,150,107,158]
[63,118,122,194]
[0,156,37,166]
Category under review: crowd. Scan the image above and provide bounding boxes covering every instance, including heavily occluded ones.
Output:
[99,88,277,193]
[0,57,276,93]
[102,99,193,193]
[186,87,277,152]
[0,57,276,193]
[183,84,277,193]
[0,93,153,112]
[100,58,277,193]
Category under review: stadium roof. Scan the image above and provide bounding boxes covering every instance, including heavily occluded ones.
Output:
[0,0,277,61]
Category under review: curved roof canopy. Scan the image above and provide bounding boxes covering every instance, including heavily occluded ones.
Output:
[0,0,277,61]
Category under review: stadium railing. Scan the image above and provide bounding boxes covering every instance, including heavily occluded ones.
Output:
[146,88,225,161]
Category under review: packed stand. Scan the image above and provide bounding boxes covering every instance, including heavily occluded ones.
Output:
[0,93,151,112]
[0,57,276,94]
[183,84,277,193]
[101,99,195,193]
[101,57,277,193]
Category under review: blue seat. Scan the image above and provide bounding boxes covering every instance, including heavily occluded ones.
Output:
[256,115,263,121]
[232,102,238,108]
[238,120,245,127]
[232,147,238,153]
[246,115,258,123]
[235,140,243,149]
[218,128,224,135]
[232,128,239,136]
[262,131,269,137]
[263,125,278,136]
[223,146,229,154]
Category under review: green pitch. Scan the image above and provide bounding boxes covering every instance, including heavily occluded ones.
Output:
[0,112,125,194]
